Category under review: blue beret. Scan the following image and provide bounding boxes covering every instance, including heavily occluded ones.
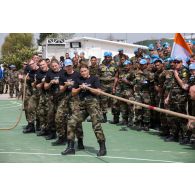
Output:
[139,59,147,65]
[143,55,151,59]
[9,64,16,68]
[148,44,155,51]
[64,59,73,66]
[153,58,163,63]
[118,48,123,52]
[151,54,159,58]
[189,63,195,70]
[124,60,131,65]
[174,56,183,62]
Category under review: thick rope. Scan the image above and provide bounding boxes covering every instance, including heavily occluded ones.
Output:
[85,86,195,121]
[0,74,28,130]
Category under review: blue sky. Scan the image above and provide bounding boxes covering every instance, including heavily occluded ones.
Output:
[0,33,175,47]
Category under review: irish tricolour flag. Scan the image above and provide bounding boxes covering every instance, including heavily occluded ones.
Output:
[171,33,193,66]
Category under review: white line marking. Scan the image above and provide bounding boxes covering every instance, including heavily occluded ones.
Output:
[0,151,184,163]
[162,151,172,153]
[0,104,22,110]
[30,149,40,151]
[15,149,22,151]
[178,152,187,154]
[145,150,155,152]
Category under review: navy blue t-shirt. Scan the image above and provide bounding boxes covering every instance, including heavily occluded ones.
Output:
[73,75,100,99]
[45,69,64,94]
[59,71,80,94]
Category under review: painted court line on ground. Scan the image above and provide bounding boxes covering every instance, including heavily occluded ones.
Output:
[0,151,184,163]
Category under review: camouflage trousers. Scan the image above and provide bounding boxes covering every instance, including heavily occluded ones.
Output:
[100,85,113,114]
[24,86,32,122]
[167,95,188,138]
[28,90,40,123]
[18,82,24,99]
[134,91,151,125]
[117,89,134,123]
[55,97,69,137]
[9,82,19,98]
[67,97,105,141]
[0,80,3,94]
[69,96,83,139]
[37,92,49,129]
[47,95,60,132]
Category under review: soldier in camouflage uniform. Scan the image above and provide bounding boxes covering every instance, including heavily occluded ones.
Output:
[113,48,129,66]
[98,52,118,123]
[164,56,189,142]
[44,59,64,140]
[23,60,40,133]
[7,65,19,98]
[153,58,165,131]
[3,64,9,94]
[0,65,4,94]
[35,59,50,136]
[133,59,153,131]
[89,56,99,76]
[114,60,135,126]
[180,64,195,144]
[51,59,84,148]
[61,64,106,156]
[17,62,28,99]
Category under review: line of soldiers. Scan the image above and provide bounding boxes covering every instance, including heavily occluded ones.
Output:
[4,40,195,156]
[0,63,25,98]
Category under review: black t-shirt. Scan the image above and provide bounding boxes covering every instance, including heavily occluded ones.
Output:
[45,69,63,94]
[36,69,48,92]
[24,65,31,74]
[59,71,80,94]
[27,68,40,86]
[74,75,100,99]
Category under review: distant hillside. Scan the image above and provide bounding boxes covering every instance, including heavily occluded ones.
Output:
[134,39,174,47]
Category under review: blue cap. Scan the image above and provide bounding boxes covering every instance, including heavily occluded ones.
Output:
[9,64,16,68]
[118,48,123,52]
[104,51,112,57]
[153,58,163,63]
[64,59,73,66]
[143,55,151,59]
[164,57,174,63]
[174,56,183,62]
[124,60,131,65]
[157,47,163,51]
[186,39,193,44]
[163,42,170,48]
[189,63,195,70]
[134,48,138,54]
[148,44,155,51]
[139,59,147,65]
[150,54,159,59]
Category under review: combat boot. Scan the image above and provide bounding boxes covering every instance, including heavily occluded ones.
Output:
[35,120,41,132]
[61,140,75,155]
[23,123,35,133]
[23,122,30,130]
[101,113,107,123]
[118,119,128,126]
[51,136,67,146]
[77,138,85,150]
[143,123,150,131]
[36,128,48,136]
[45,131,57,140]
[97,140,107,156]
[109,115,119,124]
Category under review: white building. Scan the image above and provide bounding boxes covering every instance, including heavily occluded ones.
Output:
[41,37,148,60]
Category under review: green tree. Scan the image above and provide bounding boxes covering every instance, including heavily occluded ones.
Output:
[1,33,35,69]
[37,33,75,45]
